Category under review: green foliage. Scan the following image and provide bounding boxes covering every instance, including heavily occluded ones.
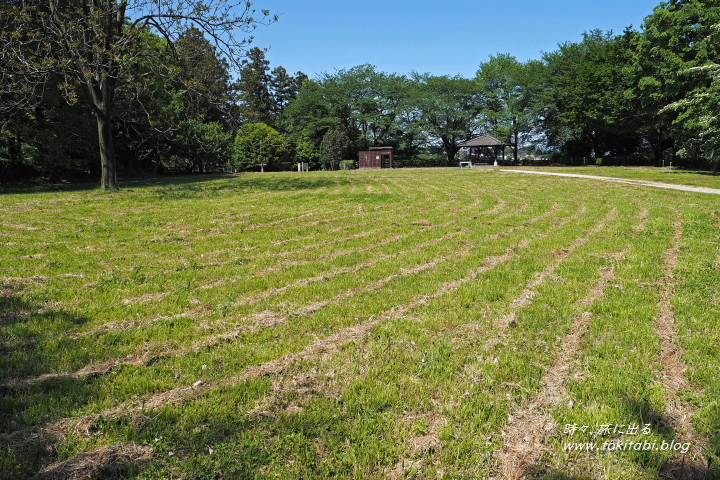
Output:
[411,73,483,163]
[339,160,355,170]
[5,0,720,183]
[109,27,237,175]
[177,121,233,173]
[0,78,97,182]
[283,66,429,162]
[174,27,235,125]
[292,137,321,170]
[634,0,720,165]
[536,30,642,163]
[476,54,539,161]
[319,128,350,170]
[233,122,290,171]
[235,48,306,129]
[282,79,334,144]
[0,0,274,188]
[235,47,274,126]
[665,61,720,166]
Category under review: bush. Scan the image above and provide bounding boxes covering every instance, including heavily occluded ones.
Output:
[339,160,355,170]
[521,156,550,166]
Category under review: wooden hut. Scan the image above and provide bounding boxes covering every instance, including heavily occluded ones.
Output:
[358,146,393,169]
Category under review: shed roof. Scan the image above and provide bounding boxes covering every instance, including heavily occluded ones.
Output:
[458,135,510,147]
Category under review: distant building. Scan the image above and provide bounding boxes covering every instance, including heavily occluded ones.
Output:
[358,147,393,169]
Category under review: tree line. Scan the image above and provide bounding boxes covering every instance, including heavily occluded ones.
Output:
[2,0,719,188]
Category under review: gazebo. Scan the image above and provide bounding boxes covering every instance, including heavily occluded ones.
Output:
[459,135,513,166]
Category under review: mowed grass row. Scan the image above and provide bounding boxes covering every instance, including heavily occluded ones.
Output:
[0,169,718,479]
[0,179,509,384]
[0,174,551,423]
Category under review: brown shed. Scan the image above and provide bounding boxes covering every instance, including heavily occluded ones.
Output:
[358,147,393,169]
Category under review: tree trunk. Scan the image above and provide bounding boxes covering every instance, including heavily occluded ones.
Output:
[442,137,459,164]
[97,111,118,190]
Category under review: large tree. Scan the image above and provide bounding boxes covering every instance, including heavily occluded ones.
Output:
[476,54,542,162]
[0,0,274,189]
[235,47,273,126]
[281,79,334,144]
[234,47,306,128]
[411,73,483,163]
[109,27,236,174]
[634,0,720,165]
[282,66,428,163]
[535,30,641,163]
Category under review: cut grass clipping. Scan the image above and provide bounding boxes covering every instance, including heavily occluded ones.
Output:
[1,169,718,479]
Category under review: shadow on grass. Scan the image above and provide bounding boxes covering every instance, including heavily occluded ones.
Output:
[0,281,103,479]
[0,173,230,195]
[145,173,351,200]
[0,280,92,381]
[619,397,720,480]
[1,172,354,198]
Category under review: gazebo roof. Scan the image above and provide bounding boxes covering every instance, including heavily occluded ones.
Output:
[458,135,510,147]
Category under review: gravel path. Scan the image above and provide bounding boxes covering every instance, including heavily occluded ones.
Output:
[499,169,720,196]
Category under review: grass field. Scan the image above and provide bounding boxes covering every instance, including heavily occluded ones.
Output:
[1,168,718,479]
[503,165,720,190]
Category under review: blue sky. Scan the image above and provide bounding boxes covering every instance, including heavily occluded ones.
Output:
[244,0,661,79]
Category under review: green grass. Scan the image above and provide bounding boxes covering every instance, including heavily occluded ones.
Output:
[1,168,718,479]
[504,165,720,190]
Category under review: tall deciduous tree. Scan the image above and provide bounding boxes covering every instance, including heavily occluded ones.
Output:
[536,30,641,162]
[1,0,274,189]
[635,0,720,165]
[281,79,334,144]
[412,73,483,163]
[476,54,541,162]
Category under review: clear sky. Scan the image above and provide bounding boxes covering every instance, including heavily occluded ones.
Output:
[243,0,662,79]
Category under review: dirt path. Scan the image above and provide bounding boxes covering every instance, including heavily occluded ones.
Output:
[500,170,720,196]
